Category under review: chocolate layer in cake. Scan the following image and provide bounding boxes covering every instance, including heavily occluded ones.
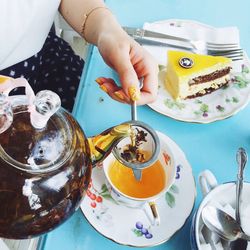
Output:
[189,67,231,86]
[186,80,229,99]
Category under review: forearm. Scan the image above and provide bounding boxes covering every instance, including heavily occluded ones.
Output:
[59,0,123,45]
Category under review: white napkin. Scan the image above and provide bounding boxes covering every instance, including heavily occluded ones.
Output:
[142,19,241,68]
[143,19,240,44]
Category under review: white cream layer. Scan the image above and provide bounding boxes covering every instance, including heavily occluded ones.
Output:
[182,75,230,98]
[166,74,230,99]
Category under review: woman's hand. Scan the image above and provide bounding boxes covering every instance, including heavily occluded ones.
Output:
[59,0,158,105]
[96,30,159,105]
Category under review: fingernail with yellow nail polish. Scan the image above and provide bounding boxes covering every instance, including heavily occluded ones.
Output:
[95,77,105,85]
[114,91,125,100]
[99,84,108,93]
[128,85,140,101]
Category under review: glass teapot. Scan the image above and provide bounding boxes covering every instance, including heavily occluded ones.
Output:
[0,76,159,239]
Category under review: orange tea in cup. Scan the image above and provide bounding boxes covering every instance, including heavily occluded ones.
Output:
[108,159,167,199]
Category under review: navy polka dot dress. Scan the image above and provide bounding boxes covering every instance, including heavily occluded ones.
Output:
[0,31,84,112]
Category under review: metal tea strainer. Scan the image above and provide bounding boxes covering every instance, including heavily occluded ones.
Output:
[112,79,160,181]
[112,120,160,181]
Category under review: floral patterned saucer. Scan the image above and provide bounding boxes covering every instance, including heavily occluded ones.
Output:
[80,132,196,247]
[144,20,250,123]
[148,63,250,123]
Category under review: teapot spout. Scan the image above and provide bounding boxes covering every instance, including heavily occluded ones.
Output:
[87,123,132,165]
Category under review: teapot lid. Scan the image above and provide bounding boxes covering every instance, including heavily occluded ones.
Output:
[0,76,73,173]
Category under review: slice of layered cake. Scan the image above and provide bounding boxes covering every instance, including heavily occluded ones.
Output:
[165,50,232,99]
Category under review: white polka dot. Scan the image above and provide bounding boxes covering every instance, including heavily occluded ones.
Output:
[10,70,15,76]
[64,66,69,70]
[32,65,35,71]
[58,87,63,92]
[70,86,76,91]
[66,77,70,81]
[24,61,28,67]
[54,38,58,42]
[45,73,49,77]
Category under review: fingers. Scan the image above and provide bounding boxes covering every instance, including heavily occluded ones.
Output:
[95,77,130,103]
[95,69,159,106]
[96,40,159,105]
[102,47,142,102]
[115,57,142,101]
[113,45,158,105]
[137,73,159,106]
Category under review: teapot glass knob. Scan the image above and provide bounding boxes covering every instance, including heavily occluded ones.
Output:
[30,90,61,129]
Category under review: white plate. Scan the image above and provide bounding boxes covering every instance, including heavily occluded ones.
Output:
[80,132,196,247]
[144,19,250,123]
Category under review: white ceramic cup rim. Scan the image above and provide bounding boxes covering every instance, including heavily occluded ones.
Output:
[103,141,176,202]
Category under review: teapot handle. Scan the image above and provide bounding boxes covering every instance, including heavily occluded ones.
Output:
[0,77,35,133]
[0,77,35,105]
[0,76,61,129]
[198,170,218,197]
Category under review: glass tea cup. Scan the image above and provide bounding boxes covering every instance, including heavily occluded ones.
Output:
[102,138,176,226]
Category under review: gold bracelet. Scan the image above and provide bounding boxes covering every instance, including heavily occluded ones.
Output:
[80,6,110,40]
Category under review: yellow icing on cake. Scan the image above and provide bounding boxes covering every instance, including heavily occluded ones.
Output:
[165,50,232,99]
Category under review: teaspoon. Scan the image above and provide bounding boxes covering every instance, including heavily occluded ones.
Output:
[201,205,250,242]
[235,147,248,224]
[230,147,248,249]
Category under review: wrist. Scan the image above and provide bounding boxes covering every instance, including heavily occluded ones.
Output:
[81,6,109,42]
[83,8,123,45]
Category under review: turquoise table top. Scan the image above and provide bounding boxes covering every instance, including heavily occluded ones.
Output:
[39,0,250,249]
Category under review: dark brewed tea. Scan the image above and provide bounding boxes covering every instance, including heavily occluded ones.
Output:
[0,107,91,239]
